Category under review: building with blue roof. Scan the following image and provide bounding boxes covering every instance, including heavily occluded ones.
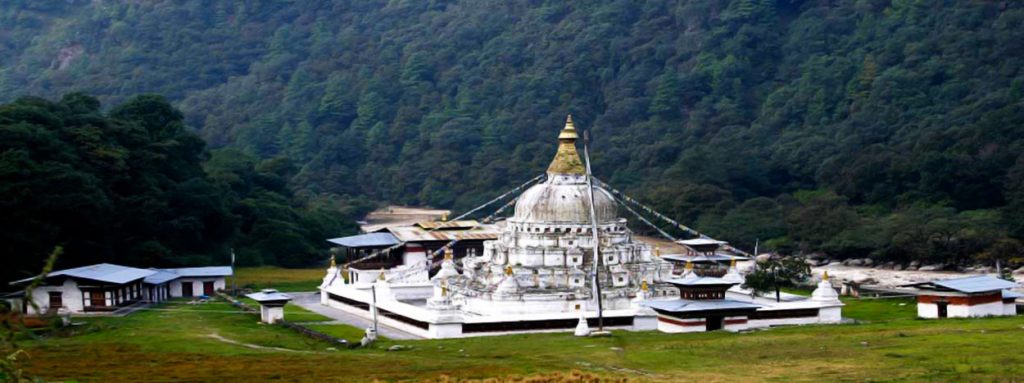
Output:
[6,263,232,315]
[902,275,1020,318]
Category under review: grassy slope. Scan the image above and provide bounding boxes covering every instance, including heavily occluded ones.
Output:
[13,295,1024,382]
[233,266,325,292]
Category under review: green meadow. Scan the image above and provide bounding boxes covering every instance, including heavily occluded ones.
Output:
[9,292,1023,382]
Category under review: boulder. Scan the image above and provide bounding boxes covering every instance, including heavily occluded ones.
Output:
[909,260,921,269]
[387,345,411,352]
[862,258,874,267]
[918,264,944,271]
[846,258,865,267]
[893,263,905,271]
[807,252,828,260]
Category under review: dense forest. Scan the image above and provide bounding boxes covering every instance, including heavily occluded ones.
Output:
[0,94,364,283]
[2,0,1023,275]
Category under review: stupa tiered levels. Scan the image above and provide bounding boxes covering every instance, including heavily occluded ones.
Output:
[319,116,843,338]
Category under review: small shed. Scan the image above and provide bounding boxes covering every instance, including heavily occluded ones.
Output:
[245,289,293,324]
[902,275,1019,319]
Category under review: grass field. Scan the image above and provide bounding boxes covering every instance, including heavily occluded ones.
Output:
[233,266,325,292]
[10,293,1024,382]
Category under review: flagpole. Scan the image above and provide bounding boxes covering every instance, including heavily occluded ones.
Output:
[583,129,605,333]
[231,248,237,297]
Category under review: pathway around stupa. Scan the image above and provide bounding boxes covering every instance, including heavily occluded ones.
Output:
[289,292,423,340]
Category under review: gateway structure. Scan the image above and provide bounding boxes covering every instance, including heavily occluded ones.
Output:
[320,116,844,338]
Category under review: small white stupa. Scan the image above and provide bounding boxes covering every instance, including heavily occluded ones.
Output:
[812,271,840,302]
[574,304,591,336]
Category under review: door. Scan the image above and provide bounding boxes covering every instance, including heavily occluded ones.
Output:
[706,316,724,331]
[182,282,194,297]
[937,302,948,318]
[203,281,215,296]
[48,292,63,309]
[90,291,106,307]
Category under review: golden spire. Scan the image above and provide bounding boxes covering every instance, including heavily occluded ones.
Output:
[685,260,694,271]
[729,257,736,268]
[546,114,585,175]
[504,265,514,276]
[654,245,661,257]
[444,246,453,261]
[329,254,336,268]
[822,271,829,281]
[378,267,386,281]
[641,280,649,292]
[441,211,449,221]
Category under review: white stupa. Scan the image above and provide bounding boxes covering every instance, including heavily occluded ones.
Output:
[445,115,673,316]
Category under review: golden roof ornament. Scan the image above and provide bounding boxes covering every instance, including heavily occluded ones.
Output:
[444,246,454,261]
[730,257,736,268]
[378,267,386,281]
[823,271,829,281]
[546,114,585,175]
[441,212,449,221]
[329,254,336,268]
[654,245,661,257]
[641,280,649,292]
[685,260,694,270]
[504,265,514,276]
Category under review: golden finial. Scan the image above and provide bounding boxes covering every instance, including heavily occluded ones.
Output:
[547,114,585,175]
[329,254,336,268]
[504,265,514,276]
[444,246,453,261]
[730,257,736,268]
[654,245,661,257]
[641,280,649,292]
[441,212,449,221]
[378,267,386,281]
[685,260,694,271]
[823,271,829,281]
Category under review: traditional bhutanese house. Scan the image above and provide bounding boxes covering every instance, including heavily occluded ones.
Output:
[644,273,761,332]
[8,264,154,314]
[327,219,500,284]
[902,275,1020,319]
[162,266,233,298]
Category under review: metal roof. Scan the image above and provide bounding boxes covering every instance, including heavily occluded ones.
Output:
[246,289,293,303]
[666,276,738,287]
[415,220,480,230]
[905,275,1017,294]
[143,270,180,285]
[11,263,155,285]
[662,253,749,264]
[161,266,233,278]
[327,232,400,248]
[1002,290,1023,299]
[676,238,727,246]
[643,299,760,313]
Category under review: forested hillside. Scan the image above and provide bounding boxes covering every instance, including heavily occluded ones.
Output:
[2,0,1023,269]
[0,94,364,283]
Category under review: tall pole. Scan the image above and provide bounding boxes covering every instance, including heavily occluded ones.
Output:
[583,130,604,332]
[371,284,379,334]
[231,248,237,297]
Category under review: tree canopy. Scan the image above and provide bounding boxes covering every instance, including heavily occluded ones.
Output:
[2,1,1023,270]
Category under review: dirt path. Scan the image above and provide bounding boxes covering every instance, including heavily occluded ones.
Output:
[205,333,312,353]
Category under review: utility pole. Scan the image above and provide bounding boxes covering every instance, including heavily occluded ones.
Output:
[583,130,605,333]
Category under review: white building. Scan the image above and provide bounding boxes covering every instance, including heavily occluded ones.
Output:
[320,116,845,338]
[902,275,1020,319]
[6,263,232,315]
